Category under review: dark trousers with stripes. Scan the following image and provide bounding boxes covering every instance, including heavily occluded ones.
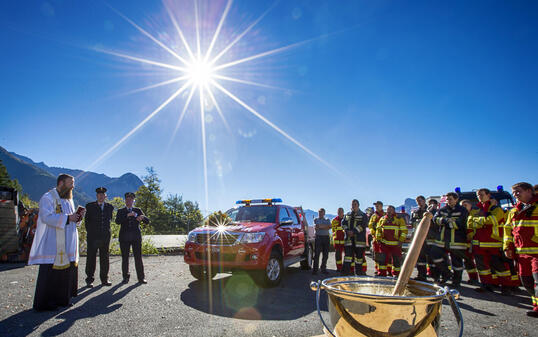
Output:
[430,246,466,284]
[343,241,365,275]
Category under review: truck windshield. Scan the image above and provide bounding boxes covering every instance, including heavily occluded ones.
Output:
[227,205,277,223]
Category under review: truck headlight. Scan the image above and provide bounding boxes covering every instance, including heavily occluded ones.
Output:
[241,232,265,243]
[187,232,197,243]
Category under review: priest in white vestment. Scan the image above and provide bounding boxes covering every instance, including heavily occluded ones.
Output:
[28,173,85,311]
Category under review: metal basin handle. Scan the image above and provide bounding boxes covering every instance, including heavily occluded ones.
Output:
[313,280,338,337]
[444,286,464,337]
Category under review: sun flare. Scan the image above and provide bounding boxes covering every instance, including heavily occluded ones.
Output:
[187,59,215,86]
[92,0,340,212]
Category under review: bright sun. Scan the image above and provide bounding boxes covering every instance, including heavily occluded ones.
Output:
[93,1,340,211]
[187,59,215,86]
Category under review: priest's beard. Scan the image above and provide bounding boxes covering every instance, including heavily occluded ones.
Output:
[58,186,73,200]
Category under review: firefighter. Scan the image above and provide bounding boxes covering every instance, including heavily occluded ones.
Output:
[426,198,440,280]
[341,199,368,276]
[460,199,480,286]
[412,196,430,281]
[430,192,469,287]
[375,205,407,277]
[331,207,345,272]
[467,189,513,294]
[491,198,522,288]
[368,201,385,276]
[504,182,538,317]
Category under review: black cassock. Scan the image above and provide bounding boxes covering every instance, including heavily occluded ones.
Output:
[33,262,78,311]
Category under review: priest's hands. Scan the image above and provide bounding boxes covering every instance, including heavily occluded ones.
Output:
[68,214,81,222]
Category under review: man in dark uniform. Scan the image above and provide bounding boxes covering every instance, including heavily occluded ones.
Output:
[412,195,430,281]
[84,187,114,287]
[341,199,369,275]
[430,192,469,287]
[115,192,149,284]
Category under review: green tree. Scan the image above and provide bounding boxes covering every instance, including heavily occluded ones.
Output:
[135,167,166,233]
[1,159,36,209]
[0,159,22,192]
[183,200,203,233]
[164,194,185,233]
[0,159,11,186]
[128,167,204,234]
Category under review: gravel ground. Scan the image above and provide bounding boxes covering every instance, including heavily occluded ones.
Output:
[0,254,535,337]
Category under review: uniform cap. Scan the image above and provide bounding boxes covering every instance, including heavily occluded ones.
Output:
[95,187,107,194]
[373,201,383,206]
[124,192,136,198]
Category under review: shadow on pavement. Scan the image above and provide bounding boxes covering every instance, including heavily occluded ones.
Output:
[0,283,138,337]
[180,266,329,320]
[457,284,532,311]
[41,283,139,336]
[452,301,495,316]
[0,263,27,272]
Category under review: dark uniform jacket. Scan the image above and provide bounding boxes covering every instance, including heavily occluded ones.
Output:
[341,210,369,246]
[116,207,149,242]
[412,206,437,243]
[85,201,114,241]
[433,204,468,250]
[411,206,428,227]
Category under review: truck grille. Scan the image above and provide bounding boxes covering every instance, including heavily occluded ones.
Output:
[195,232,239,245]
[195,252,235,262]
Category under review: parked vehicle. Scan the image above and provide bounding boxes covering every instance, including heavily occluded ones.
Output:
[184,198,314,287]
[448,186,515,210]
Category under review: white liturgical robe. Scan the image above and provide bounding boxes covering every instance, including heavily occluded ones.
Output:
[28,188,80,267]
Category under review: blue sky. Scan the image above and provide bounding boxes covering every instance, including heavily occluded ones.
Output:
[1,0,537,214]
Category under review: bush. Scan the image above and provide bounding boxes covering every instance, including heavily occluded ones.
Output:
[79,216,158,255]
[204,211,231,227]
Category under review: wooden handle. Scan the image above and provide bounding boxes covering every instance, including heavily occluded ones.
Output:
[392,212,433,296]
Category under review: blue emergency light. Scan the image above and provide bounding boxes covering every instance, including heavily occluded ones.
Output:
[455,187,461,193]
[236,198,282,206]
[497,185,503,192]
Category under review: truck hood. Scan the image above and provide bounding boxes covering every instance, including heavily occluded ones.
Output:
[193,222,274,233]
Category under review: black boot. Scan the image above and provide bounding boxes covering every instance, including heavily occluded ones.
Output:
[474,284,494,293]
[526,310,538,317]
[500,286,513,296]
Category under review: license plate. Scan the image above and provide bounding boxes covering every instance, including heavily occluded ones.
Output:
[211,247,220,253]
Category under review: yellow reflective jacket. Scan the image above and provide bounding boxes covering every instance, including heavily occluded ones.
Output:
[503,196,538,256]
[467,203,505,249]
[376,215,407,246]
[368,211,385,238]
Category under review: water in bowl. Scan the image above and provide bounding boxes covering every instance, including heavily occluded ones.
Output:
[331,281,414,297]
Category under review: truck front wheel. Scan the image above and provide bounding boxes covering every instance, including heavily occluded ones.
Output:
[189,265,217,280]
[255,251,283,287]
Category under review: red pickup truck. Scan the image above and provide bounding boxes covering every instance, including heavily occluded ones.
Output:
[184,198,314,287]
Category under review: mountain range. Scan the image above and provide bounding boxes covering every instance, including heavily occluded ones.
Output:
[0,146,143,206]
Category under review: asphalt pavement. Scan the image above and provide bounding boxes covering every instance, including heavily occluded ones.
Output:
[0,253,535,337]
